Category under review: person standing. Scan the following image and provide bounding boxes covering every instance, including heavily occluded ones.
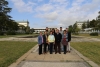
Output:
[45,27,50,51]
[43,31,48,54]
[38,32,43,55]
[66,28,71,53]
[62,30,68,54]
[48,31,55,54]
[51,28,56,51]
[55,29,62,54]
[59,27,63,52]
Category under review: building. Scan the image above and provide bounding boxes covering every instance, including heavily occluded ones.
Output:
[33,28,57,33]
[16,20,29,27]
[75,21,88,29]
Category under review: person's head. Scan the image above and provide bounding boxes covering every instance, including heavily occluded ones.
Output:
[66,28,68,32]
[56,29,59,33]
[44,31,47,35]
[60,27,62,31]
[63,30,66,34]
[52,28,55,33]
[50,31,53,35]
[46,27,48,30]
[39,32,42,35]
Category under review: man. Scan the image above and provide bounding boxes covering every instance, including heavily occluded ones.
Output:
[45,27,50,51]
[59,27,63,35]
[43,31,48,54]
[66,28,71,53]
[59,27,63,52]
[55,29,62,54]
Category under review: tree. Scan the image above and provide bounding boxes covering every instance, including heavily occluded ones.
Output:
[68,25,73,32]
[0,0,19,33]
[82,23,86,29]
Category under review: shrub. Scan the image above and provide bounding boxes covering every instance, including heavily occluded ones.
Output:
[0,31,4,35]
[6,31,16,35]
[90,32,98,36]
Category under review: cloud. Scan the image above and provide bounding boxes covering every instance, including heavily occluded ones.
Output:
[11,0,36,12]
[10,0,100,28]
[35,4,53,12]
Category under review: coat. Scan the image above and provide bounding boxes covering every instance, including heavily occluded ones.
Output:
[55,33,62,43]
[38,35,43,45]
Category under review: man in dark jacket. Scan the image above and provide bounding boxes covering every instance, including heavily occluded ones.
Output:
[66,28,71,53]
[43,31,48,54]
[55,29,62,54]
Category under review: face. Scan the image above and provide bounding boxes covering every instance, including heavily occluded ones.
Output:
[50,32,52,35]
[60,27,62,31]
[63,31,66,34]
[46,27,48,30]
[40,32,42,35]
[44,31,47,34]
[56,29,59,33]
[66,28,68,32]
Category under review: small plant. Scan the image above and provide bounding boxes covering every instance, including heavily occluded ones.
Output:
[90,32,98,36]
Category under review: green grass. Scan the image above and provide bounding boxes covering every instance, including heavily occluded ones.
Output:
[0,33,39,38]
[74,33,100,39]
[0,41,37,67]
[71,42,100,66]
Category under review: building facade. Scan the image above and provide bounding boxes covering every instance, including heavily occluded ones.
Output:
[16,20,29,27]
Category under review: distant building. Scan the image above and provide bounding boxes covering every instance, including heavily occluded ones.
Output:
[75,21,88,29]
[33,28,57,33]
[16,20,29,27]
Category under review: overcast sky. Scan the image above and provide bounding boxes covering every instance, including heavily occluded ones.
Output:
[8,0,100,29]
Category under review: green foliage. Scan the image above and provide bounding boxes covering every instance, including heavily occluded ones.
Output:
[0,31,4,35]
[0,41,37,67]
[82,23,86,29]
[0,0,19,32]
[71,42,100,65]
[90,32,98,36]
[6,31,16,35]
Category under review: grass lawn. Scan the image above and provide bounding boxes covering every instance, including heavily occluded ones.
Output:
[0,41,37,67]
[0,33,38,38]
[74,33,100,39]
[71,42,100,66]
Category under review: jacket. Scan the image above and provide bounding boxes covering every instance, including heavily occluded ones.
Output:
[55,33,62,43]
[38,35,43,45]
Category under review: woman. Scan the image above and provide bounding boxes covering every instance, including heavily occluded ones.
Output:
[38,32,43,55]
[48,31,55,54]
[62,30,68,54]
[43,31,48,54]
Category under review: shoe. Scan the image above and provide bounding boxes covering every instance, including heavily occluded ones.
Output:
[59,52,61,54]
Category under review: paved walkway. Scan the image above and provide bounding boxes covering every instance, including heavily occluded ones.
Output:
[5,35,100,67]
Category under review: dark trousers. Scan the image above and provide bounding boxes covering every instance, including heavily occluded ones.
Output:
[39,44,42,55]
[50,43,53,54]
[63,45,67,54]
[48,45,50,51]
[55,42,61,53]
[44,43,48,53]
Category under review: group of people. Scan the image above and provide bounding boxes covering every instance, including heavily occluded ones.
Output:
[38,27,71,55]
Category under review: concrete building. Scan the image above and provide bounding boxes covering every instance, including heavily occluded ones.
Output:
[16,20,29,27]
[76,21,88,29]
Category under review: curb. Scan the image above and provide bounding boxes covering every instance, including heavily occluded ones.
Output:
[71,47,100,67]
[8,44,38,67]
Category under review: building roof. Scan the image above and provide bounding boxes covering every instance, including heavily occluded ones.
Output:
[16,21,29,23]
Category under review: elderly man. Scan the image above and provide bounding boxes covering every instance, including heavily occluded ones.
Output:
[55,29,62,54]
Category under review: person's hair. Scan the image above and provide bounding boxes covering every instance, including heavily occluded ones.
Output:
[60,27,62,28]
[63,30,66,33]
[66,28,68,29]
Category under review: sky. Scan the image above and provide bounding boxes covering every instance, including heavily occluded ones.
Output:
[8,0,100,29]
